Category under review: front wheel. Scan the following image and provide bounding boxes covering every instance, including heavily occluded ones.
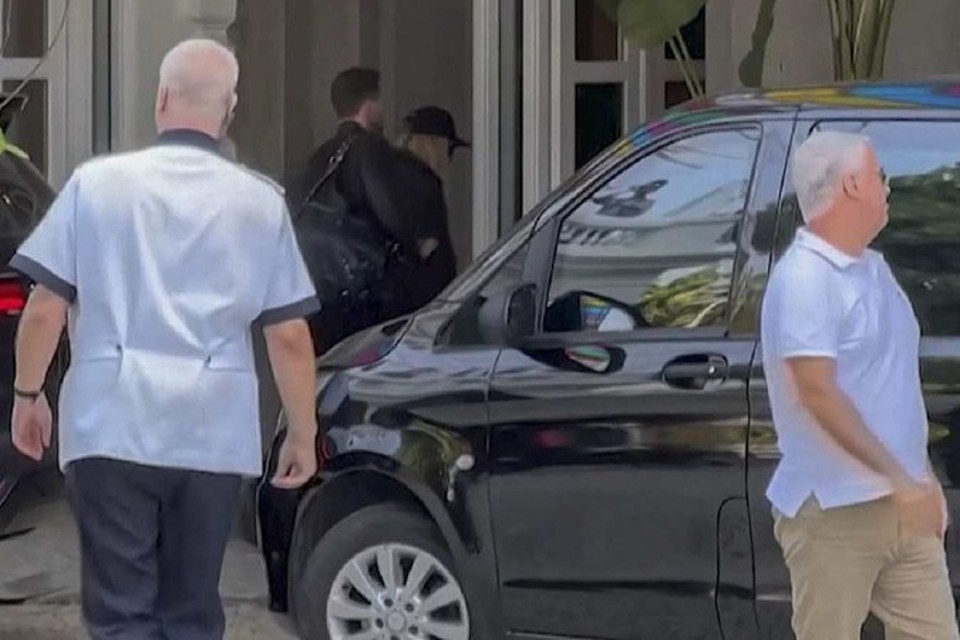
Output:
[294,503,472,640]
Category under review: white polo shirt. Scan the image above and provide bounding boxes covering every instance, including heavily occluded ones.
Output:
[11,130,319,477]
[760,228,930,517]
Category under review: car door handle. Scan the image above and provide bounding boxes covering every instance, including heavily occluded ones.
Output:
[662,355,728,390]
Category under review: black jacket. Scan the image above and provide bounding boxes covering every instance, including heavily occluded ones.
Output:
[284,122,418,257]
[392,149,457,307]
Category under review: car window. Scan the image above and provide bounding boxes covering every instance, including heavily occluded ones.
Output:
[815,120,960,336]
[544,128,761,334]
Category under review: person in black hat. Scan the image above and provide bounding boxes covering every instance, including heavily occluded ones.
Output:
[400,106,470,182]
[394,106,469,307]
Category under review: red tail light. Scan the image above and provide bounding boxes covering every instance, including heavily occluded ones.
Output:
[0,277,26,315]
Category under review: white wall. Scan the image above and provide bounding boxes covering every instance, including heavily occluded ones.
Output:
[381,0,473,270]
[884,1,960,80]
[707,0,960,93]
[111,0,236,151]
[282,1,364,173]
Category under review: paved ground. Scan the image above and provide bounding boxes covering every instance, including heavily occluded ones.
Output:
[0,477,297,639]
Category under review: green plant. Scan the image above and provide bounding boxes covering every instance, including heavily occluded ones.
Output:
[597,0,708,98]
[826,0,897,80]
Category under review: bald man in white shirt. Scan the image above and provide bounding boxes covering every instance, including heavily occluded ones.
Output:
[9,39,320,639]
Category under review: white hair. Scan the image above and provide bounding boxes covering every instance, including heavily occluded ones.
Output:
[791,131,870,222]
[158,39,239,118]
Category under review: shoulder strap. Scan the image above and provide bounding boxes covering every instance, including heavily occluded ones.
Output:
[302,136,353,208]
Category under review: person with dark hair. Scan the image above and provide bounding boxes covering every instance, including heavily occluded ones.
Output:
[284,68,420,354]
[284,67,388,211]
[330,67,383,128]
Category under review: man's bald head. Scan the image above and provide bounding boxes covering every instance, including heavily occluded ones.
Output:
[155,39,239,138]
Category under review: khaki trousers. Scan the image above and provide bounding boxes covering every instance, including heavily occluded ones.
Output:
[774,496,959,640]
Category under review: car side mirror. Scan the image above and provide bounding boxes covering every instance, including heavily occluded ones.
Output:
[478,283,537,346]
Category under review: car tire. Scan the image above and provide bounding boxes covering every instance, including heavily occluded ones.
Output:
[294,502,472,640]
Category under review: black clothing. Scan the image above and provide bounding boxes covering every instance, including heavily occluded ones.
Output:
[285,123,422,353]
[393,149,457,307]
[285,122,418,257]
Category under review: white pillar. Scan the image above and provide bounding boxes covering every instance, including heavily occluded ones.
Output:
[178,0,237,46]
[522,0,551,215]
[472,0,499,256]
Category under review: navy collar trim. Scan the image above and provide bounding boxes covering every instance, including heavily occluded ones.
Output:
[155,129,223,155]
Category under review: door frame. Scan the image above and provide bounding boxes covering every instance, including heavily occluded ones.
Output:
[0,0,93,187]
[472,0,500,259]
[550,0,646,187]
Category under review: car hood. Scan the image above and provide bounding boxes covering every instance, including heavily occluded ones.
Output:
[316,314,413,370]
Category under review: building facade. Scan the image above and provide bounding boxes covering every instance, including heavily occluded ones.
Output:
[4,0,960,266]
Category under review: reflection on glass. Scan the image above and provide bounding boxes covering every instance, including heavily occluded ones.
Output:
[2,79,46,176]
[575,83,623,170]
[575,0,619,61]
[548,128,761,331]
[816,121,960,336]
[445,243,530,346]
[2,0,47,58]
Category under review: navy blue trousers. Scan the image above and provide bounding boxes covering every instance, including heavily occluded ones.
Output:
[65,457,242,640]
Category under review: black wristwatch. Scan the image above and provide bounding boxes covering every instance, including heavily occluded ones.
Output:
[14,386,43,402]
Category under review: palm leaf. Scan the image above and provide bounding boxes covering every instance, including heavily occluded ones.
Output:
[598,0,707,49]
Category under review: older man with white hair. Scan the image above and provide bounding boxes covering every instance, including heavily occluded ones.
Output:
[8,39,320,638]
[761,130,958,639]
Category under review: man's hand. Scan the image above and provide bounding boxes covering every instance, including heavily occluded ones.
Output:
[417,238,439,259]
[935,481,950,539]
[893,482,946,540]
[11,393,52,461]
[270,432,318,490]
[263,318,319,490]
[12,284,67,462]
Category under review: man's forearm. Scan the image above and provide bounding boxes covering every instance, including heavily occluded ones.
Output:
[265,321,318,444]
[15,290,67,392]
[802,385,916,488]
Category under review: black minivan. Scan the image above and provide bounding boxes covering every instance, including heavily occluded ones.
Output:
[259,82,960,639]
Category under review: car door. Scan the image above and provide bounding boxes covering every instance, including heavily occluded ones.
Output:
[751,116,960,638]
[487,122,789,640]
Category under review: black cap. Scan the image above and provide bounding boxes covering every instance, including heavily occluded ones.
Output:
[403,106,471,150]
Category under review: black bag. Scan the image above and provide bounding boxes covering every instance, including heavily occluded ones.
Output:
[292,138,404,350]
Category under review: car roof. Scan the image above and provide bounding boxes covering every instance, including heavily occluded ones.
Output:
[679,80,960,114]
[603,80,960,159]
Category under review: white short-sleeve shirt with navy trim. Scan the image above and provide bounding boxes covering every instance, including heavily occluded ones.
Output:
[760,228,929,516]
[11,129,319,476]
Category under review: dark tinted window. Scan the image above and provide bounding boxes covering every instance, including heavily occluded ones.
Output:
[546,128,760,333]
[817,120,960,336]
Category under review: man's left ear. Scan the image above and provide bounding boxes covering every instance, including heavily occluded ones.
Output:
[156,87,170,113]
